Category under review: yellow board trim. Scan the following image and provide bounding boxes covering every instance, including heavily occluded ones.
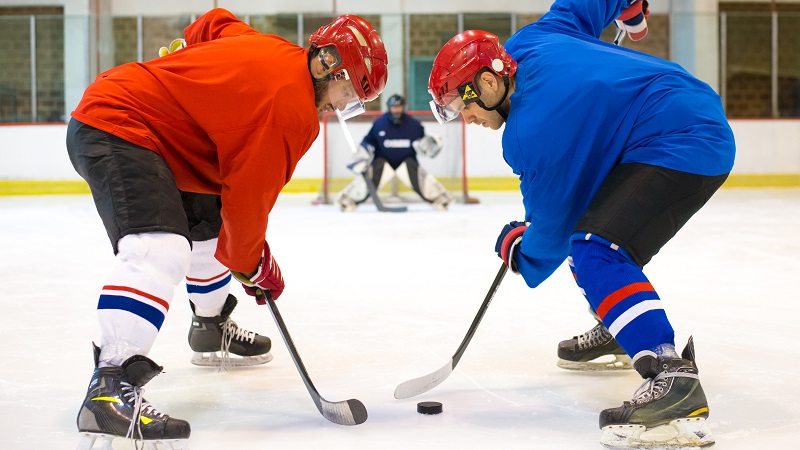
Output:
[1,174,798,196]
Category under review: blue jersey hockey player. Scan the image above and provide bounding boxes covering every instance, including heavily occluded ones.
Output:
[428,1,735,448]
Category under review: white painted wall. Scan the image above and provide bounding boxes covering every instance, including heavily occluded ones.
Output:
[0,120,797,182]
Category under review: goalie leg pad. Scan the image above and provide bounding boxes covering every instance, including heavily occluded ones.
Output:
[395,158,454,208]
[336,177,368,211]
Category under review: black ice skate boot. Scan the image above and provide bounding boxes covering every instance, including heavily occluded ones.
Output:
[76,344,190,450]
[188,294,272,368]
[598,337,714,449]
[557,321,632,370]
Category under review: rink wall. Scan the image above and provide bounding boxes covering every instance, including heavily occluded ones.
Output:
[0,119,798,195]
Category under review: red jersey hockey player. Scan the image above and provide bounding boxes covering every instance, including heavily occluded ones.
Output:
[68,8,387,448]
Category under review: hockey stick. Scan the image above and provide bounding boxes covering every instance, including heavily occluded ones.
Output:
[394,263,509,399]
[362,172,407,213]
[258,290,368,425]
[337,112,407,213]
[613,27,626,45]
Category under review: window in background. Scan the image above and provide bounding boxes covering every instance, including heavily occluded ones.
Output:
[723,12,772,117]
[778,12,800,117]
[0,7,63,123]
[408,14,458,111]
[34,15,65,122]
[463,13,512,43]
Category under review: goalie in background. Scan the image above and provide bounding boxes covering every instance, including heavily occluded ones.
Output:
[336,94,455,212]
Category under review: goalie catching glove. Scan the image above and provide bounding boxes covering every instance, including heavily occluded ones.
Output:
[615,0,649,42]
[346,144,374,174]
[412,134,443,158]
[495,221,528,274]
[232,241,285,303]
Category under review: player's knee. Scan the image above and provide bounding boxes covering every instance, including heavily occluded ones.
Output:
[571,238,622,282]
[117,232,191,285]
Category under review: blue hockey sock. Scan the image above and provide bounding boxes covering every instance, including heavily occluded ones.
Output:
[570,233,675,357]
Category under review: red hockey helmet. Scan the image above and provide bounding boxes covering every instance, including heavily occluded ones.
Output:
[310,15,388,118]
[428,30,517,123]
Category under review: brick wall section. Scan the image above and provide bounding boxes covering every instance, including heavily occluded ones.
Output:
[1,6,799,121]
[0,7,63,122]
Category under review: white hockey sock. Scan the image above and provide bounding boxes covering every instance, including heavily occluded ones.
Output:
[97,232,191,366]
[186,238,231,317]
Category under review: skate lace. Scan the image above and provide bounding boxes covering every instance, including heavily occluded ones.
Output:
[629,370,700,405]
[577,323,611,350]
[218,318,256,371]
[121,383,165,449]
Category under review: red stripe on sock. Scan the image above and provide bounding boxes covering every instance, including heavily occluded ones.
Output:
[103,285,170,310]
[596,281,654,319]
[186,270,230,283]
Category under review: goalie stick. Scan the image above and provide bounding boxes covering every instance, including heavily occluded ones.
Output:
[258,290,368,425]
[337,112,408,213]
[394,263,508,399]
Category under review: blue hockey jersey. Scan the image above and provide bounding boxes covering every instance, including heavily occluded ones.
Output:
[502,0,736,288]
[361,113,425,168]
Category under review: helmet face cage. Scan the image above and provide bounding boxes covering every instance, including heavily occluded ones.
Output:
[310,15,388,108]
[428,30,517,123]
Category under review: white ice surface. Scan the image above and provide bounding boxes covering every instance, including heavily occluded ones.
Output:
[1,189,799,449]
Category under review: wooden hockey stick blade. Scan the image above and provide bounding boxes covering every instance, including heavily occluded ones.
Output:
[393,263,508,399]
[363,173,407,213]
[261,291,368,425]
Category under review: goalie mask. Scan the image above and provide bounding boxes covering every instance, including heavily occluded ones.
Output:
[310,15,389,120]
[428,30,517,124]
[387,94,406,125]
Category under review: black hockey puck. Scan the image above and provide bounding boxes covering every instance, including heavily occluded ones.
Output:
[417,401,443,415]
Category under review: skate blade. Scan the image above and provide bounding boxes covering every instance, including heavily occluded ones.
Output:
[557,354,632,371]
[77,432,189,450]
[600,417,715,449]
[190,351,273,367]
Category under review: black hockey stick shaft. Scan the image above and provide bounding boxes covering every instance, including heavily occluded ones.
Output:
[259,290,368,425]
[451,263,508,367]
[394,263,508,399]
[362,172,408,213]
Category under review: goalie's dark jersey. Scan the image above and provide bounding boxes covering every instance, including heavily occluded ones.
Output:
[361,113,425,168]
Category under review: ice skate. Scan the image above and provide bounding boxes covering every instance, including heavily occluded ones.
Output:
[337,193,358,212]
[188,294,273,368]
[557,321,632,370]
[431,192,453,211]
[76,344,190,450]
[599,337,714,449]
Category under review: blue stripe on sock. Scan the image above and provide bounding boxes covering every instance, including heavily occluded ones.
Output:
[186,273,231,294]
[98,294,165,330]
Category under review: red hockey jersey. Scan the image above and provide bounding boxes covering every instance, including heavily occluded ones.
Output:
[72,9,319,273]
